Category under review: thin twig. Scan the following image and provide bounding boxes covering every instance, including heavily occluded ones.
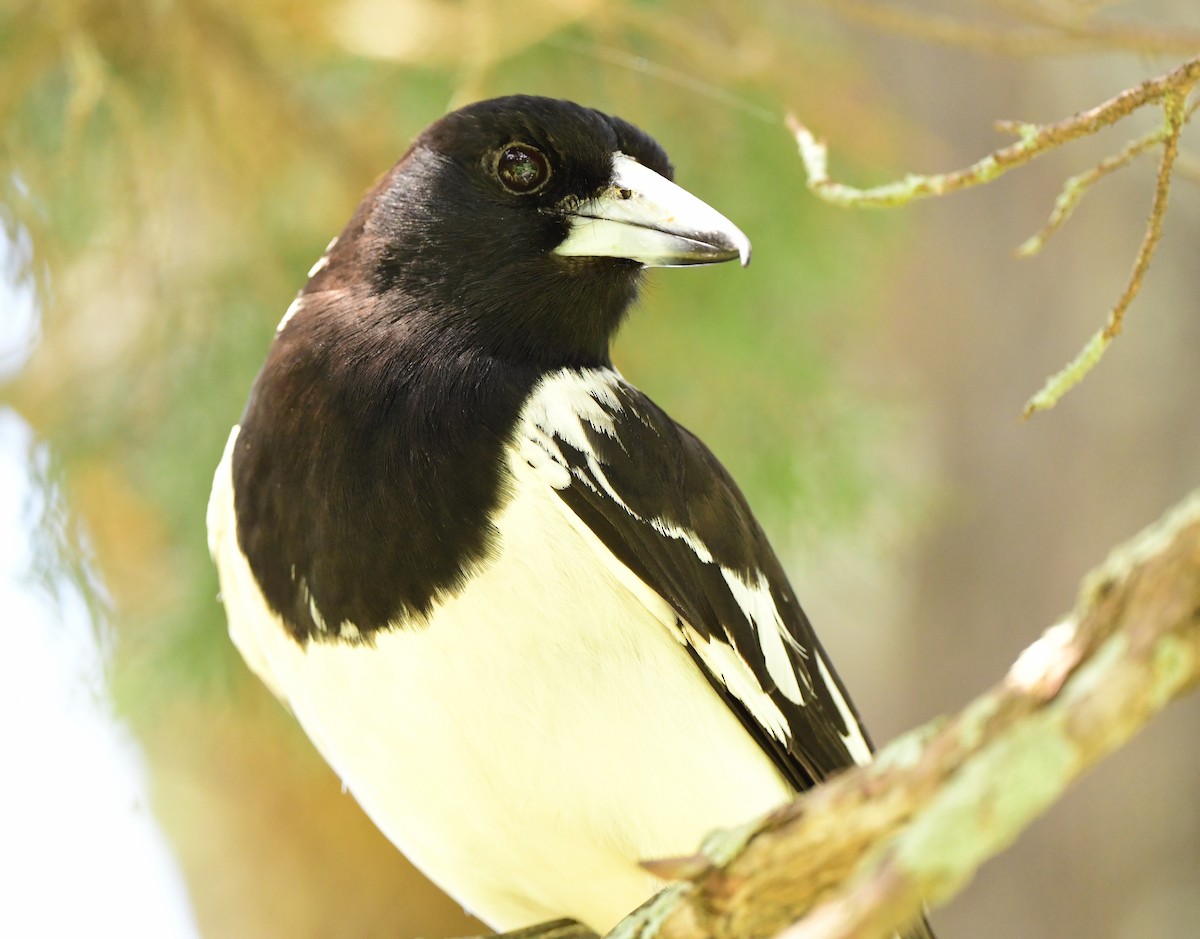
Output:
[1016,127,1167,258]
[1020,96,1200,256]
[1022,88,1189,415]
[1020,329,1113,419]
[790,56,1200,416]
[1097,93,1185,345]
[789,56,1200,208]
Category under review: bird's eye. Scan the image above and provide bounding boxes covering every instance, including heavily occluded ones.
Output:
[495,144,550,194]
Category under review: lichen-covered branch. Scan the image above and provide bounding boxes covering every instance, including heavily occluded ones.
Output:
[1021,90,1190,416]
[788,57,1199,207]
[788,56,1200,416]
[613,490,1200,939]
[1015,124,1170,259]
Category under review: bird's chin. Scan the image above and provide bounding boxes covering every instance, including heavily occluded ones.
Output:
[554,253,645,282]
[593,255,644,274]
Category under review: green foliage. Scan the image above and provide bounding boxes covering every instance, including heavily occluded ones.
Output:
[0,1,910,709]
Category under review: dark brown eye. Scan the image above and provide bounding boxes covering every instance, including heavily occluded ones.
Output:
[495,144,550,194]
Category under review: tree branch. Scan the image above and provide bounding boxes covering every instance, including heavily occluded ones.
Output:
[787,56,1200,416]
[1021,90,1190,415]
[610,490,1200,939]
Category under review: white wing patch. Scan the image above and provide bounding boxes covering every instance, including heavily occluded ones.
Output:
[720,568,806,706]
[648,517,714,564]
[680,623,792,744]
[524,368,621,450]
[815,652,872,766]
[523,369,633,514]
[516,367,811,750]
[515,423,572,490]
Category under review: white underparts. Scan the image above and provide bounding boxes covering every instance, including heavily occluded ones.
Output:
[208,421,793,933]
[207,365,872,933]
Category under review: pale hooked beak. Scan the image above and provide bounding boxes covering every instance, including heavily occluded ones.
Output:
[552,153,751,268]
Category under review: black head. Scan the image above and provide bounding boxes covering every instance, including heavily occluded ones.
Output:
[232,98,749,640]
[304,95,749,369]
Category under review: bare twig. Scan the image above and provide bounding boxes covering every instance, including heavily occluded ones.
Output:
[789,56,1200,416]
[1015,126,1167,258]
[789,57,1200,207]
[1023,89,1189,415]
[608,491,1200,939]
[1019,328,1113,418]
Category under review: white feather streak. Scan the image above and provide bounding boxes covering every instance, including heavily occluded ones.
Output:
[720,568,805,705]
[815,652,872,766]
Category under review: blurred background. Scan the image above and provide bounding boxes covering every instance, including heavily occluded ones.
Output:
[2,1,1198,936]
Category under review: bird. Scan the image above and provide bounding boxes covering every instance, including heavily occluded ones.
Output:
[207,94,934,939]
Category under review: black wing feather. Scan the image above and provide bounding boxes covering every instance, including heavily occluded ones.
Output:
[528,372,873,790]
